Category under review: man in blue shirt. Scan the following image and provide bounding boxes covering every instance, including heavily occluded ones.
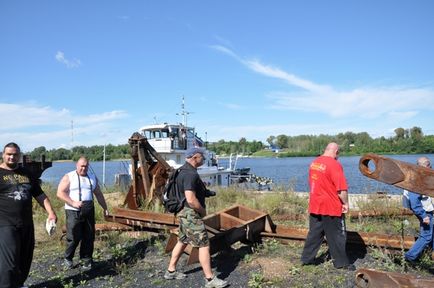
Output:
[404,156,433,263]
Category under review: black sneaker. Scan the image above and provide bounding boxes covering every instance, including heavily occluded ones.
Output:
[80,260,93,271]
[63,259,73,270]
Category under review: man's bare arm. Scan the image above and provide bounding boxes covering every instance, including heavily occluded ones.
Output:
[338,190,349,213]
[56,174,82,209]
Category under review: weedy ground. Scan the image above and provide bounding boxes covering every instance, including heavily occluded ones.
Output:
[26,184,434,287]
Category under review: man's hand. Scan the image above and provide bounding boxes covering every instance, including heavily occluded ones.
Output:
[342,203,349,214]
[48,212,57,223]
[423,216,430,225]
[71,200,83,209]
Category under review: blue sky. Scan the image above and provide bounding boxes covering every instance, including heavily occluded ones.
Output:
[1,1,433,152]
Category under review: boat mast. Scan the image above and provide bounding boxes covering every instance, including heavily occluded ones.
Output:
[176,96,191,127]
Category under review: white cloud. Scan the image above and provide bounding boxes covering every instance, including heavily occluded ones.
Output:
[0,102,130,151]
[0,103,70,129]
[76,110,129,125]
[244,59,333,94]
[212,45,434,121]
[268,86,434,119]
[55,51,82,68]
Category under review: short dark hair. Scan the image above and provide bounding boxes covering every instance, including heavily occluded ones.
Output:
[3,142,21,153]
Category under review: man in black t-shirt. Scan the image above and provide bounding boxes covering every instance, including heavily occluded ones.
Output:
[164,147,228,288]
[0,142,57,288]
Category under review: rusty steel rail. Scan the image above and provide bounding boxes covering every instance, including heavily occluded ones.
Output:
[104,207,179,232]
[348,208,413,218]
[359,153,434,197]
[103,205,419,266]
[272,209,413,222]
[261,226,416,250]
[355,268,434,288]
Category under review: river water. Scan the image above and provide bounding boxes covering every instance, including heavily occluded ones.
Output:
[41,154,431,195]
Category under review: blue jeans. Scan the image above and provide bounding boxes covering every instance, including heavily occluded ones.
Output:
[405,212,433,261]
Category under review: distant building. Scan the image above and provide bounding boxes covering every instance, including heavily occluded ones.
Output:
[266,145,280,153]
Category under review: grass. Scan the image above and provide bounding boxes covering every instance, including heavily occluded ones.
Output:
[29,184,434,287]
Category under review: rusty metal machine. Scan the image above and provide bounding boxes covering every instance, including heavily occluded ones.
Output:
[355,268,434,288]
[123,132,172,209]
[20,155,52,179]
[359,153,434,197]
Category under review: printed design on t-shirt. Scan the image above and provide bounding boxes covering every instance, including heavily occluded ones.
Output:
[310,162,326,172]
[8,188,30,201]
[3,174,31,201]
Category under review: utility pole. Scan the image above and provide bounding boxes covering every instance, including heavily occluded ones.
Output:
[205,131,208,148]
[71,120,74,148]
[102,143,106,186]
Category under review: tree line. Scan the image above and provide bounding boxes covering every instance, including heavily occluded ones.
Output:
[26,144,131,162]
[205,126,433,156]
[24,126,433,161]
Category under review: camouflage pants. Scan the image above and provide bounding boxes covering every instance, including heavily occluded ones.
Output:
[178,207,209,247]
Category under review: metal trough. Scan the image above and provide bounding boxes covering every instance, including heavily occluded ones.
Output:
[164,205,274,265]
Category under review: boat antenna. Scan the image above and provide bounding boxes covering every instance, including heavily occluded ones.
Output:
[176,95,192,127]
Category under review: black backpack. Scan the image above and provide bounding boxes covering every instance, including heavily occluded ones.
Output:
[163,168,185,214]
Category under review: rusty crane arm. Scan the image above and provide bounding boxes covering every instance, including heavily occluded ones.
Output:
[124,132,172,209]
[359,153,434,198]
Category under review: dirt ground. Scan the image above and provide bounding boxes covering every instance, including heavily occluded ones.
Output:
[25,193,434,287]
[27,236,262,288]
[23,233,415,288]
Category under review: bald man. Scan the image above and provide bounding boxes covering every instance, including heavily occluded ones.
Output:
[301,142,354,270]
[57,156,108,270]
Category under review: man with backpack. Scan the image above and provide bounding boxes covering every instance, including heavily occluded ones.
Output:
[164,147,228,288]
[402,156,434,263]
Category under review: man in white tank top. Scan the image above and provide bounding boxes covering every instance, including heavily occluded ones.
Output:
[57,156,108,270]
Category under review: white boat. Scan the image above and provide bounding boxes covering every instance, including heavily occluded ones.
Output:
[138,98,233,187]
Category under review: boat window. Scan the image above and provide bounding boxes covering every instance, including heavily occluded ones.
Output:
[161,130,169,138]
[144,131,152,139]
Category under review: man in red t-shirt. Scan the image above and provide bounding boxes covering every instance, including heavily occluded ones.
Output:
[301,142,355,270]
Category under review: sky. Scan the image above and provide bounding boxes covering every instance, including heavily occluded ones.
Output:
[1,1,434,152]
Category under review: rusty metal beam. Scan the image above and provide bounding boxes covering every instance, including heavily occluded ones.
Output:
[359,153,434,197]
[348,208,413,218]
[355,268,434,288]
[21,155,52,179]
[106,207,179,227]
[261,226,416,250]
[271,208,413,222]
